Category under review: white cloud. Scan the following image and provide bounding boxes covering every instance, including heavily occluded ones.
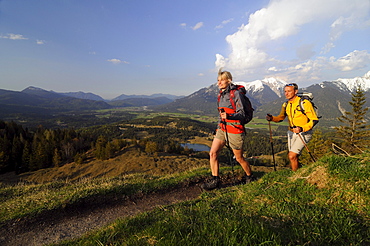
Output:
[266,50,370,84]
[107,59,129,64]
[192,22,204,30]
[215,54,227,69]
[321,42,335,54]
[330,50,370,72]
[215,0,370,80]
[179,23,187,28]
[0,33,28,40]
[36,40,45,45]
[327,3,370,46]
[198,73,204,76]
[215,18,234,29]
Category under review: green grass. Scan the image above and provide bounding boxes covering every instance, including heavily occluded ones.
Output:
[0,168,210,223]
[1,154,368,245]
[49,154,370,246]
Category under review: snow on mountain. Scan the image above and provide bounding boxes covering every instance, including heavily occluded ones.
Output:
[234,77,286,97]
[260,77,287,97]
[330,71,370,92]
[234,80,264,93]
[234,71,370,97]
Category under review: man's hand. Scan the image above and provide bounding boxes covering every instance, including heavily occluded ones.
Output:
[292,126,303,133]
[266,114,273,121]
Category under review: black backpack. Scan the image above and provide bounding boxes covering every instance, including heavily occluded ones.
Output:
[218,84,254,125]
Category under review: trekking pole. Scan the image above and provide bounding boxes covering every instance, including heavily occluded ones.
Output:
[268,121,277,171]
[297,132,316,162]
[220,109,236,185]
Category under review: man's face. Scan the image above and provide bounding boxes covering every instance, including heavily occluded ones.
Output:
[217,76,229,90]
[284,86,297,100]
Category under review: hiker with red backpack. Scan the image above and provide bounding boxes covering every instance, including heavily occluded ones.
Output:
[266,83,319,171]
[201,69,255,190]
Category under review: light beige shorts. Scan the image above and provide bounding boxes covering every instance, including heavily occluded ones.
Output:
[287,130,312,155]
[215,129,245,150]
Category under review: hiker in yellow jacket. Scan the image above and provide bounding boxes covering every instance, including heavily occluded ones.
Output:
[266,83,319,171]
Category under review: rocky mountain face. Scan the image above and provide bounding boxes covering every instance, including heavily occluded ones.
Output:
[1,72,369,127]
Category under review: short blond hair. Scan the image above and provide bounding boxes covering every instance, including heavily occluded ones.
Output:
[218,68,232,82]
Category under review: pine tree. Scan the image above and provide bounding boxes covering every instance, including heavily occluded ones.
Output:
[334,86,369,154]
[52,148,62,167]
[11,136,23,174]
[105,142,113,159]
[22,142,31,172]
[94,135,108,160]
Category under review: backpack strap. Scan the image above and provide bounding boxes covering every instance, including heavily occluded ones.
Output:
[299,98,306,115]
[218,87,238,111]
[229,89,236,110]
[229,85,245,110]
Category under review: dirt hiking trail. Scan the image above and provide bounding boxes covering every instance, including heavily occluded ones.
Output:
[0,182,207,246]
[0,165,274,246]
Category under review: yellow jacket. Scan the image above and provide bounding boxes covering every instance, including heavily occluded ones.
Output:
[271,96,319,132]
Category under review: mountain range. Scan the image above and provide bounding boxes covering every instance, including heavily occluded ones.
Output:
[153,71,370,126]
[0,71,369,127]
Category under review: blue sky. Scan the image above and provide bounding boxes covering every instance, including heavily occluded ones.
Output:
[0,0,369,99]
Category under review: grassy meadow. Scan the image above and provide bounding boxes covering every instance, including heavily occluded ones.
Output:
[60,154,369,246]
[1,152,369,245]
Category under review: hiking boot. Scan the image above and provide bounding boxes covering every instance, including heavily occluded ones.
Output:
[241,174,256,184]
[200,176,220,190]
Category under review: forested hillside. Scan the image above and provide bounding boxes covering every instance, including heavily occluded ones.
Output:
[0,116,288,175]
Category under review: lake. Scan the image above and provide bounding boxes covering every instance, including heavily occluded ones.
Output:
[181,143,210,152]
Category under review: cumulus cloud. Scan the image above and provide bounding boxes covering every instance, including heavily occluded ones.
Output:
[215,0,370,81]
[330,50,370,71]
[107,59,129,64]
[0,33,28,40]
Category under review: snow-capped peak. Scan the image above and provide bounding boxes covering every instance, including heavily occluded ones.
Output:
[331,71,370,92]
[234,80,264,93]
[364,71,370,79]
[260,77,287,97]
[234,77,286,97]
